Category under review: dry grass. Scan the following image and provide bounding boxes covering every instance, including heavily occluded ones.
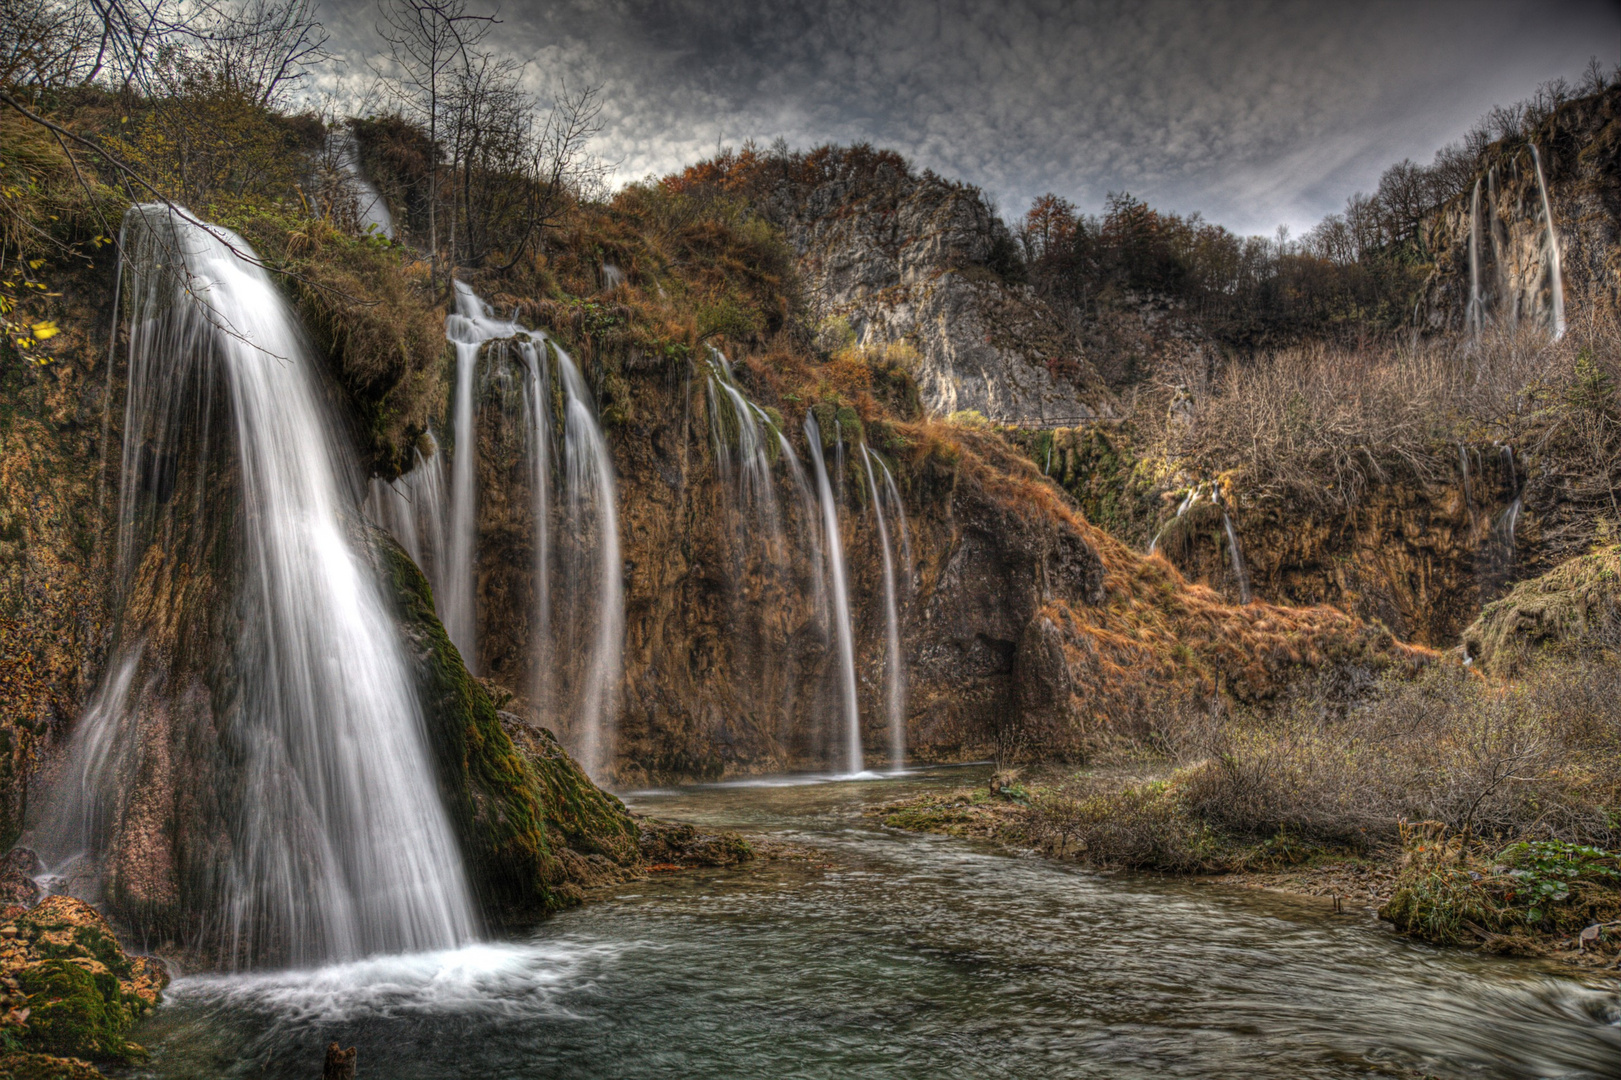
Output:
[1173,301,1621,515]
[1014,658,1621,873]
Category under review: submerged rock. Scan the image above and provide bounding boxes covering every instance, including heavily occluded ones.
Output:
[0,896,167,1065]
[636,819,754,868]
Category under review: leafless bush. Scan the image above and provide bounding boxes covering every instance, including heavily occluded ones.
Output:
[1175,301,1621,513]
[1026,659,1621,869]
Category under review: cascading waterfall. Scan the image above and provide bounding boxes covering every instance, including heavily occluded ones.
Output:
[553,341,625,780]
[334,129,394,239]
[1498,445,1523,556]
[442,282,524,671]
[50,205,476,966]
[861,443,906,772]
[1466,177,1485,337]
[518,340,554,718]
[803,414,863,775]
[377,292,625,780]
[1530,145,1567,341]
[1148,485,1200,555]
[706,351,785,558]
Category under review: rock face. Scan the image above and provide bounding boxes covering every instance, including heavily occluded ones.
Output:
[1421,85,1621,335]
[0,895,167,1067]
[760,151,1113,423]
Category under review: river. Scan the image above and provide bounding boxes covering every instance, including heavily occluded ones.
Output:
[123,765,1621,1079]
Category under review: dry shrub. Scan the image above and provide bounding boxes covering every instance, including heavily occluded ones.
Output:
[1177,302,1621,514]
[1025,658,1621,871]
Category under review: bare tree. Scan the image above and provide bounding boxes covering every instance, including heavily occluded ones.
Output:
[375,0,496,279]
[196,0,329,107]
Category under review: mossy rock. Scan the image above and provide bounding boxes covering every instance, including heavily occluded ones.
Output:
[1460,545,1621,674]
[16,961,142,1064]
[374,529,640,925]
[0,1052,103,1080]
[636,818,753,867]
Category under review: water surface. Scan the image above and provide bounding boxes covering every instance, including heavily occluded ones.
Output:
[126,766,1621,1079]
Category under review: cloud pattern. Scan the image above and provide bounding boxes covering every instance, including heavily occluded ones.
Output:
[317,0,1616,234]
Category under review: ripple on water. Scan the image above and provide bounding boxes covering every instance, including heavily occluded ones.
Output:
[130,769,1621,1080]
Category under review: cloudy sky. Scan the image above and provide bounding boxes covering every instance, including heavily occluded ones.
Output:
[319,0,1619,236]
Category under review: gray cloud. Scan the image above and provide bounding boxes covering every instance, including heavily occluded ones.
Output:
[317,0,1619,234]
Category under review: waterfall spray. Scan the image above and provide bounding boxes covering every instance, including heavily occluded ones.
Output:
[48,205,477,966]
[1530,145,1567,341]
[861,444,906,772]
[803,414,862,775]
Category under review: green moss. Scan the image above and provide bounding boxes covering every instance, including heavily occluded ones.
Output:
[0,1051,105,1079]
[375,530,638,924]
[16,962,140,1064]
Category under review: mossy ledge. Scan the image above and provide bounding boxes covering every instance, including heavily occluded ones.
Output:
[374,526,642,926]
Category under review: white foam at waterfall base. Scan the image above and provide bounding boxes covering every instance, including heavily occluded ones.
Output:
[57,205,477,965]
[167,939,625,1024]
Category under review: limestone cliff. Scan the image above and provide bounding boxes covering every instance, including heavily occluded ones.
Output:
[691,147,1116,423]
[1421,85,1621,335]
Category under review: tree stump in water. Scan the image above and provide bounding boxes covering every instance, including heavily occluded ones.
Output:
[323,1042,357,1079]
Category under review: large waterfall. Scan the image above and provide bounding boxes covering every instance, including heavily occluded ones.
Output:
[41,205,476,966]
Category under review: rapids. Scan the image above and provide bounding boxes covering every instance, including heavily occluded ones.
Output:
[127,768,1621,1079]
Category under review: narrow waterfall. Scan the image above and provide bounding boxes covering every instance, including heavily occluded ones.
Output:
[443,282,523,670]
[59,205,476,965]
[1488,168,1516,328]
[1498,445,1523,555]
[364,432,449,586]
[1221,508,1253,604]
[878,457,914,587]
[803,414,863,775]
[1530,145,1567,341]
[518,340,554,718]
[554,342,624,781]
[1458,441,1473,513]
[1466,177,1485,337]
[334,128,394,239]
[861,444,906,772]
